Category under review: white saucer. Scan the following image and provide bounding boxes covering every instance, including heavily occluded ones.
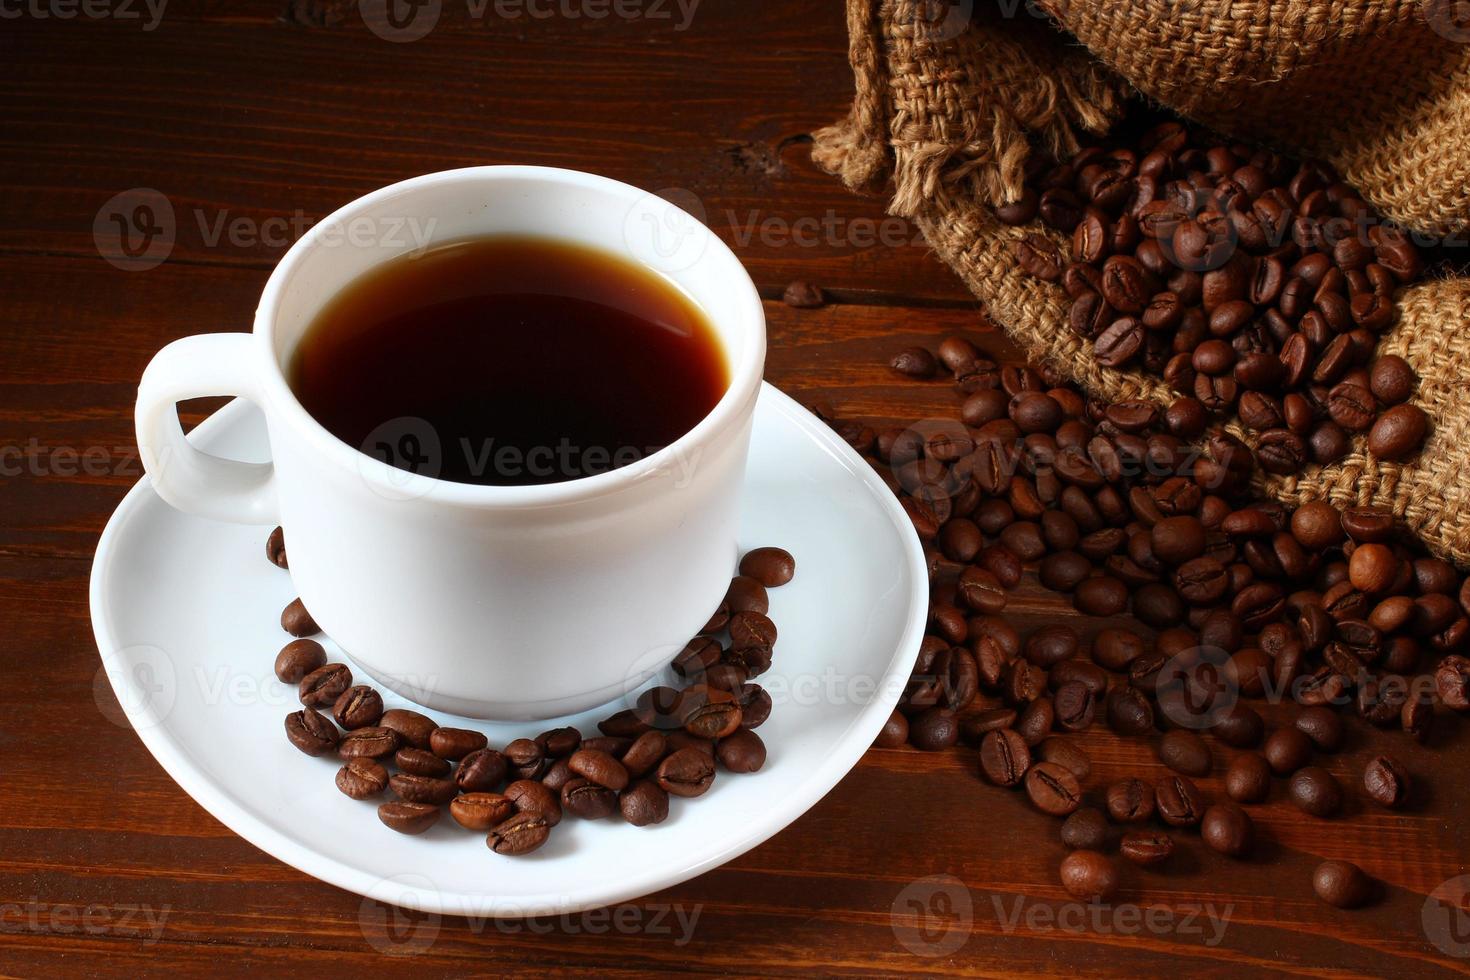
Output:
[90,382,927,917]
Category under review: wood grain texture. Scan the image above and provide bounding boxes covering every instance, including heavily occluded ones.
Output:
[2,2,1468,976]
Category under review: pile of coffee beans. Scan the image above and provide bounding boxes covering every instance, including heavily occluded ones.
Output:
[858,330,1464,907]
[271,531,790,855]
[1000,119,1429,471]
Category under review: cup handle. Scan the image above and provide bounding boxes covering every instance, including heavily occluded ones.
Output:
[135,332,279,524]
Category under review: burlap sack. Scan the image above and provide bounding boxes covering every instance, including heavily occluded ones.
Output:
[815,0,1470,564]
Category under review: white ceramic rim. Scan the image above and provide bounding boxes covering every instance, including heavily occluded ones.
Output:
[90,384,928,915]
[251,165,767,508]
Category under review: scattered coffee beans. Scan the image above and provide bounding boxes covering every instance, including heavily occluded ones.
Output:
[1312,860,1373,909]
[1059,850,1120,902]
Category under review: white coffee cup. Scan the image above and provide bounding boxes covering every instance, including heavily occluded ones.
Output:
[134,167,765,720]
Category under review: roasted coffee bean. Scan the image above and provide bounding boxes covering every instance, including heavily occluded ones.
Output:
[1349,543,1398,594]
[717,729,767,773]
[1061,808,1110,850]
[396,746,451,778]
[450,792,515,831]
[1059,850,1119,902]
[285,708,339,756]
[561,777,619,819]
[504,738,549,780]
[378,801,440,836]
[1093,627,1147,671]
[1313,860,1373,909]
[266,526,289,568]
[657,747,717,798]
[1106,778,1156,824]
[1121,831,1174,867]
[673,636,723,678]
[299,663,351,708]
[912,707,961,751]
[331,685,384,730]
[568,749,630,792]
[1225,753,1272,803]
[1014,698,1055,746]
[890,346,939,379]
[729,610,777,651]
[1288,766,1343,817]
[979,729,1031,787]
[1006,661,1047,705]
[280,597,320,637]
[1012,234,1064,281]
[1024,761,1082,816]
[390,772,457,805]
[1294,705,1345,752]
[1025,625,1080,668]
[1342,506,1395,543]
[1201,803,1254,857]
[1107,686,1155,736]
[1367,404,1427,460]
[1263,727,1314,774]
[1154,775,1204,827]
[455,747,509,792]
[535,726,583,759]
[1158,730,1211,777]
[274,638,325,683]
[338,726,400,760]
[1211,704,1264,748]
[735,549,793,587]
[725,575,769,615]
[1369,355,1416,406]
[678,685,743,740]
[620,780,671,826]
[1037,737,1091,782]
[620,731,669,778]
[1363,754,1410,808]
[876,710,910,748]
[487,811,551,854]
[1050,660,1108,698]
[379,708,438,750]
[430,727,488,761]
[782,280,824,308]
[1074,576,1130,616]
[962,707,1016,744]
[1327,383,1376,431]
[1053,683,1096,732]
[1402,697,1434,743]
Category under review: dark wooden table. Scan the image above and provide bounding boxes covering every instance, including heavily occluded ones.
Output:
[4,2,1469,975]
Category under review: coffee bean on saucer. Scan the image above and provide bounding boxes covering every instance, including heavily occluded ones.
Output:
[717,729,766,773]
[620,731,669,778]
[782,281,824,309]
[389,772,457,806]
[501,779,562,829]
[1155,775,1204,827]
[705,662,752,692]
[1120,831,1173,867]
[1024,761,1082,816]
[1287,766,1342,817]
[331,685,384,730]
[1224,753,1272,803]
[266,526,288,569]
[449,792,514,831]
[454,747,508,792]
[274,638,325,683]
[379,708,438,750]
[725,576,770,615]
[1201,803,1253,857]
[1294,706,1345,752]
[1158,730,1211,776]
[620,780,670,826]
[673,637,723,678]
[487,811,551,854]
[729,611,777,651]
[541,759,575,794]
[298,663,350,708]
[979,729,1030,787]
[875,710,910,748]
[600,709,654,738]
[1363,755,1411,808]
[504,738,548,780]
[535,726,582,758]
[1106,778,1155,824]
[1061,808,1110,850]
[284,708,339,756]
[568,749,630,792]
[740,547,796,587]
[378,801,440,836]
[1059,850,1119,902]
[338,726,400,760]
[701,599,731,634]
[678,685,743,740]
[561,777,619,819]
[737,684,772,730]
[657,747,717,798]
[335,758,388,800]
[280,597,320,637]
[1313,860,1373,909]
[1263,727,1313,775]
[430,727,488,761]
[581,735,633,756]
[396,747,451,778]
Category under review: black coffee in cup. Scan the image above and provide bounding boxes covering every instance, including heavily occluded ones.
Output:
[290,235,727,486]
